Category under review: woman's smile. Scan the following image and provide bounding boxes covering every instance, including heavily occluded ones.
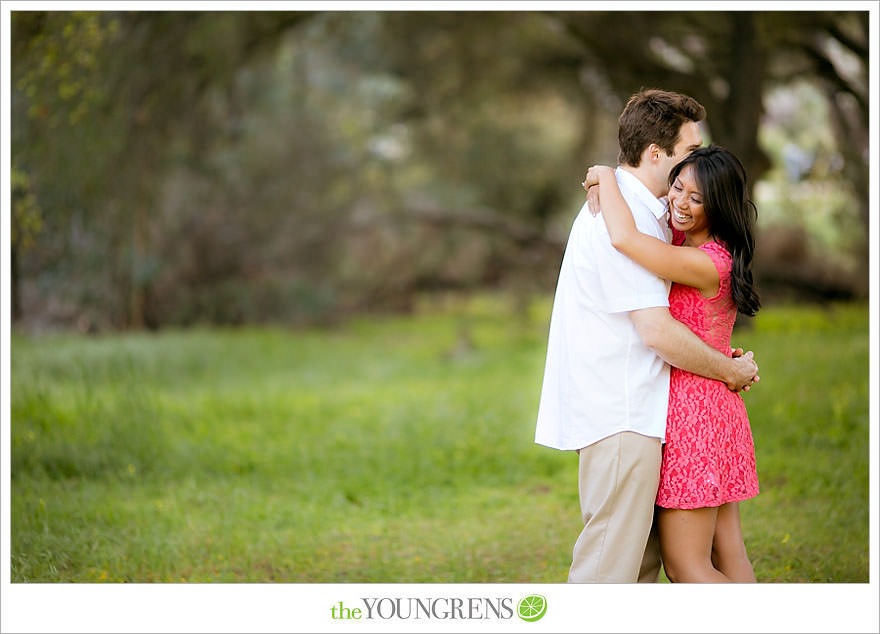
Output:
[671,204,693,224]
[667,164,710,242]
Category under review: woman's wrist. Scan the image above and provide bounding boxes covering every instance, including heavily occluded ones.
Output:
[584,165,615,188]
[597,166,615,182]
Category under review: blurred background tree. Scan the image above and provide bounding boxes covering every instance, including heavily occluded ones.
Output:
[9,10,870,331]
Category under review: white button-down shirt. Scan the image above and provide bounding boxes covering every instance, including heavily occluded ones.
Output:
[534,168,672,451]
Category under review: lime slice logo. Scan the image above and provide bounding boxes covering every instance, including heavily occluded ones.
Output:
[517,594,547,622]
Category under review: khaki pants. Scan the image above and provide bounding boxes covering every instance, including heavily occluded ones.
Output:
[568,431,662,583]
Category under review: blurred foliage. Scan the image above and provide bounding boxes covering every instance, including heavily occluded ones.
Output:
[9,10,869,331]
[753,79,869,302]
[14,12,114,126]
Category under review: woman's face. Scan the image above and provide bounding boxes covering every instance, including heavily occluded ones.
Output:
[668,165,710,238]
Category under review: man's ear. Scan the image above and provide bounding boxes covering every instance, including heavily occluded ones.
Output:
[639,143,661,168]
[646,143,663,164]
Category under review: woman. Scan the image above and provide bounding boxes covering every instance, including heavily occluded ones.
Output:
[584,145,761,582]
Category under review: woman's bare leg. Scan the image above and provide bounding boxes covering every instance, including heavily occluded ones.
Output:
[711,503,756,582]
[658,506,731,583]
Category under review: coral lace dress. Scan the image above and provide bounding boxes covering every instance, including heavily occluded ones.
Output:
[655,236,759,509]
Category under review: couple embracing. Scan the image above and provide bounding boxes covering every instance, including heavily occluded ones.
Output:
[535,89,762,583]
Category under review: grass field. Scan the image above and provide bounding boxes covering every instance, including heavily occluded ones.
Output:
[10,296,870,582]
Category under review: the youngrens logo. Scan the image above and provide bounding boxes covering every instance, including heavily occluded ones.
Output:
[329,595,547,622]
[517,595,547,622]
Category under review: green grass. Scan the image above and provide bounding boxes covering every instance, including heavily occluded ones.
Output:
[10,296,869,582]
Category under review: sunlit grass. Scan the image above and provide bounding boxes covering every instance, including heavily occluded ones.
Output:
[11,296,869,582]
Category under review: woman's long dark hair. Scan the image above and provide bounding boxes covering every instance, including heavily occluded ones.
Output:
[669,145,761,316]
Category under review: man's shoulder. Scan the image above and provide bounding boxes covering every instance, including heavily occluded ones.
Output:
[614,167,666,218]
[616,178,656,218]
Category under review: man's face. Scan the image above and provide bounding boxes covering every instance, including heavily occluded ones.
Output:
[661,120,703,179]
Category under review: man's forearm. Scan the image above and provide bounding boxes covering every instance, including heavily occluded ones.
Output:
[648,317,731,380]
[630,306,750,388]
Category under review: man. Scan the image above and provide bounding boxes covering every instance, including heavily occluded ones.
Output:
[534,89,759,583]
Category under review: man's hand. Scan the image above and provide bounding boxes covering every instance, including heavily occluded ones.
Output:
[727,349,759,392]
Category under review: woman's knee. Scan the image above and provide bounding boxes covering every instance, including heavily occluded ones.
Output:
[711,544,755,582]
[662,560,684,583]
[662,557,722,583]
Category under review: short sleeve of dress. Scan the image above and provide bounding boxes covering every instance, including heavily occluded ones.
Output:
[700,241,732,303]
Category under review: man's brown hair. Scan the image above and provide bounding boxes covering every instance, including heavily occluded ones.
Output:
[617,89,706,167]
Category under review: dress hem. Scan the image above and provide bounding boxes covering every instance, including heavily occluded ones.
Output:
[656,489,759,510]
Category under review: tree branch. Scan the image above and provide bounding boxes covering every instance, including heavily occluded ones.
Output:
[825,19,868,60]
[799,41,868,119]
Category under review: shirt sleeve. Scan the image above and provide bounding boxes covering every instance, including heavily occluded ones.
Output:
[589,208,670,314]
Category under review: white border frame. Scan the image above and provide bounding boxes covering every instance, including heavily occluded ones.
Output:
[2,2,877,633]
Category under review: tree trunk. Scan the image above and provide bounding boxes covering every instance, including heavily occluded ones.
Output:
[128,203,147,330]
[11,244,21,322]
[712,13,771,195]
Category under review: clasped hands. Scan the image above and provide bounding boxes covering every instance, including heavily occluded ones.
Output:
[730,348,760,393]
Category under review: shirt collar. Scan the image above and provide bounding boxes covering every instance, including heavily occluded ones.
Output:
[615,167,667,219]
